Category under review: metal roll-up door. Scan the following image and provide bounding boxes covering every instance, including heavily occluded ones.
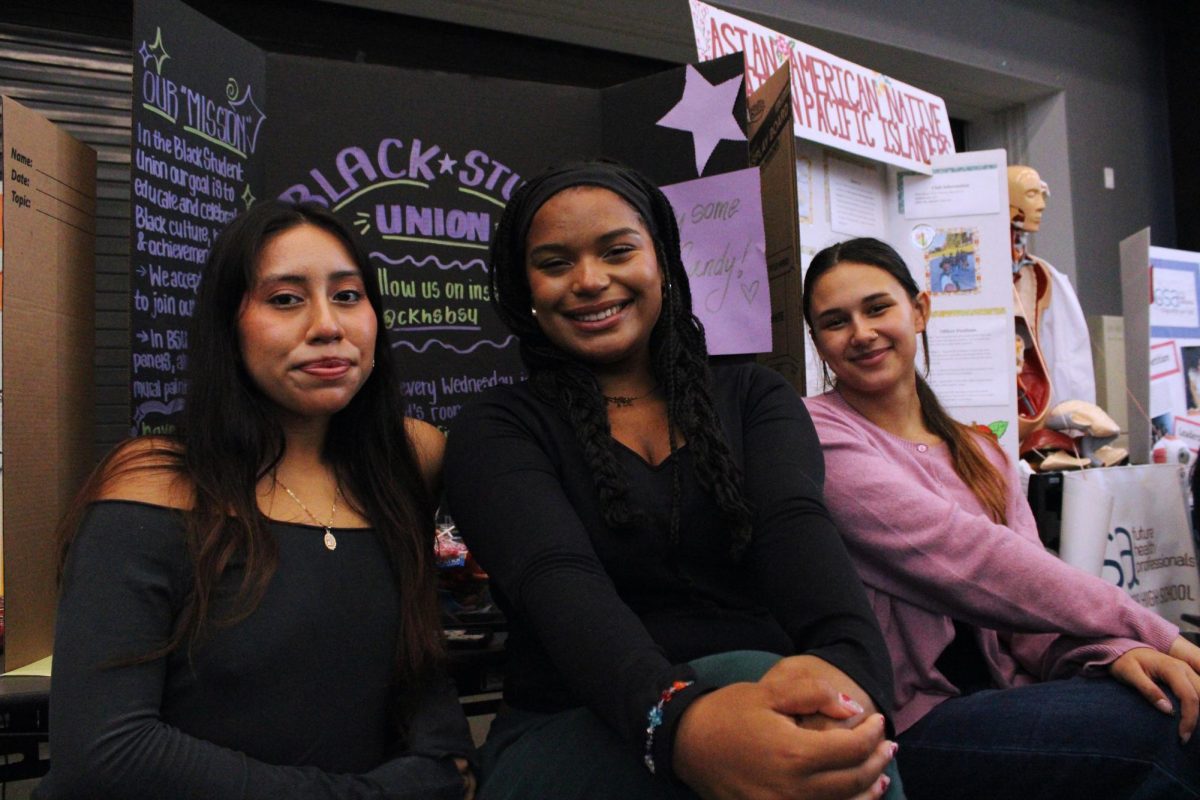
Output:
[0,25,132,460]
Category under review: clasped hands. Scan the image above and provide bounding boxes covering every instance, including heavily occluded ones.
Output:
[674,655,896,800]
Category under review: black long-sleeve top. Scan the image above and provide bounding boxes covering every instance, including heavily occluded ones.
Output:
[444,363,892,778]
[36,501,472,800]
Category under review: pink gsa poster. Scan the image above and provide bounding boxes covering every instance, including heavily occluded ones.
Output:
[662,167,771,355]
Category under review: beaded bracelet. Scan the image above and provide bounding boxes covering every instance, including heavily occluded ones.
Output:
[643,679,694,774]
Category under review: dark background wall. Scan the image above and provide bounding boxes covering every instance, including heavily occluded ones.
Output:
[1162,0,1200,253]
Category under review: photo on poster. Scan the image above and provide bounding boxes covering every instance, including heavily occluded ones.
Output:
[1152,412,1174,441]
[924,227,981,295]
[1184,345,1200,411]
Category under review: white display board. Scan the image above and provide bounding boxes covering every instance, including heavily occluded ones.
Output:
[1121,230,1200,463]
[1149,245,1200,459]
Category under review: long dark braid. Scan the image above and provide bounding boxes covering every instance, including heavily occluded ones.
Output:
[490,161,754,557]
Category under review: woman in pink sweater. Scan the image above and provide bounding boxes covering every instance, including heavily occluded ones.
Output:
[801,237,1200,799]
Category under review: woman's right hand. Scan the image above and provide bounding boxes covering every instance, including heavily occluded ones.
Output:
[673,663,896,800]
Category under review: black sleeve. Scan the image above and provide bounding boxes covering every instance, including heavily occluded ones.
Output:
[38,503,466,800]
[444,393,712,778]
[403,674,477,766]
[734,367,894,718]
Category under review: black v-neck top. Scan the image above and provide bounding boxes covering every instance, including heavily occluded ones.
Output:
[445,362,891,778]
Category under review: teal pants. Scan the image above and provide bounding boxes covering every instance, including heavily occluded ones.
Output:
[479,651,904,799]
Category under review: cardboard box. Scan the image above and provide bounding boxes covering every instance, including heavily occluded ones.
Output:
[1,97,96,671]
[746,65,805,391]
[1087,314,1129,452]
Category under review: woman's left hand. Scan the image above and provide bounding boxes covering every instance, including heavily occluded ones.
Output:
[1110,638,1200,743]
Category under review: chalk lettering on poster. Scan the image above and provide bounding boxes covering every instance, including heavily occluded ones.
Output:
[130,11,265,435]
[662,167,772,355]
[278,142,522,209]
[281,139,525,428]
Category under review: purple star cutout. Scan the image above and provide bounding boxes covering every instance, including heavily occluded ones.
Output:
[656,65,745,176]
[438,153,458,174]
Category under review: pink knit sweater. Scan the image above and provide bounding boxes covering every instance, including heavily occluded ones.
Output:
[805,390,1179,733]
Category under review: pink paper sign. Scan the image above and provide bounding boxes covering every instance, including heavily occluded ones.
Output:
[661,167,771,355]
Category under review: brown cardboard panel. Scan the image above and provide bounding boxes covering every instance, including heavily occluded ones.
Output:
[2,97,97,672]
[746,65,806,392]
[1088,314,1129,452]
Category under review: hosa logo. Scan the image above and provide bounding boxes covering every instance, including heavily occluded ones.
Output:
[1102,526,1139,590]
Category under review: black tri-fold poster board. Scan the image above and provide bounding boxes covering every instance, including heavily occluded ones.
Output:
[132,0,772,433]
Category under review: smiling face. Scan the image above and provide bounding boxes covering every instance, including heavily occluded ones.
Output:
[237,223,377,425]
[524,186,663,375]
[807,260,929,401]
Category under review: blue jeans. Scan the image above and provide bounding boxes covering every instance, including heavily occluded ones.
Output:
[479,650,904,799]
[896,675,1200,799]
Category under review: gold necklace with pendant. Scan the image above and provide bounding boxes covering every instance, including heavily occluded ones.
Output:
[276,478,339,551]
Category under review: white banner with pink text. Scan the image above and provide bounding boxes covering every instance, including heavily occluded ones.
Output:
[688,0,954,174]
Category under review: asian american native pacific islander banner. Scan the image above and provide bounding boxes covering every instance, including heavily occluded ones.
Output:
[688,0,954,174]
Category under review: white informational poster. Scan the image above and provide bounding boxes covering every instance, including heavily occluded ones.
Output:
[794,144,1016,456]
[924,312,1012,407]
[827,153,885,238]
[896,165,1002,220]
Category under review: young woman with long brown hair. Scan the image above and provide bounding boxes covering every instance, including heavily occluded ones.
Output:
[803,236,1200,799]
[37,201,474,799]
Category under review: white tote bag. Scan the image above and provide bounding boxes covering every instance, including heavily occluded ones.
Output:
[1059,464,1200,629]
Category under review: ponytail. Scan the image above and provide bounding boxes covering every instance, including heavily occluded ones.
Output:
[915,376,1008,524]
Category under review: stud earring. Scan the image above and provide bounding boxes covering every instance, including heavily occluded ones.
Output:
[531,307,538,317]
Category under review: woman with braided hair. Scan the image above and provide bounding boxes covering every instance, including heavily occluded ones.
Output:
[445,161,901,800]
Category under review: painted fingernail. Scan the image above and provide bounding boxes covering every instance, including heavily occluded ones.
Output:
[839,692,864,714]
[1183,731,1192,745]
[888,741,899,758]
[1156,698,1173,714]
[879,774,891,792]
